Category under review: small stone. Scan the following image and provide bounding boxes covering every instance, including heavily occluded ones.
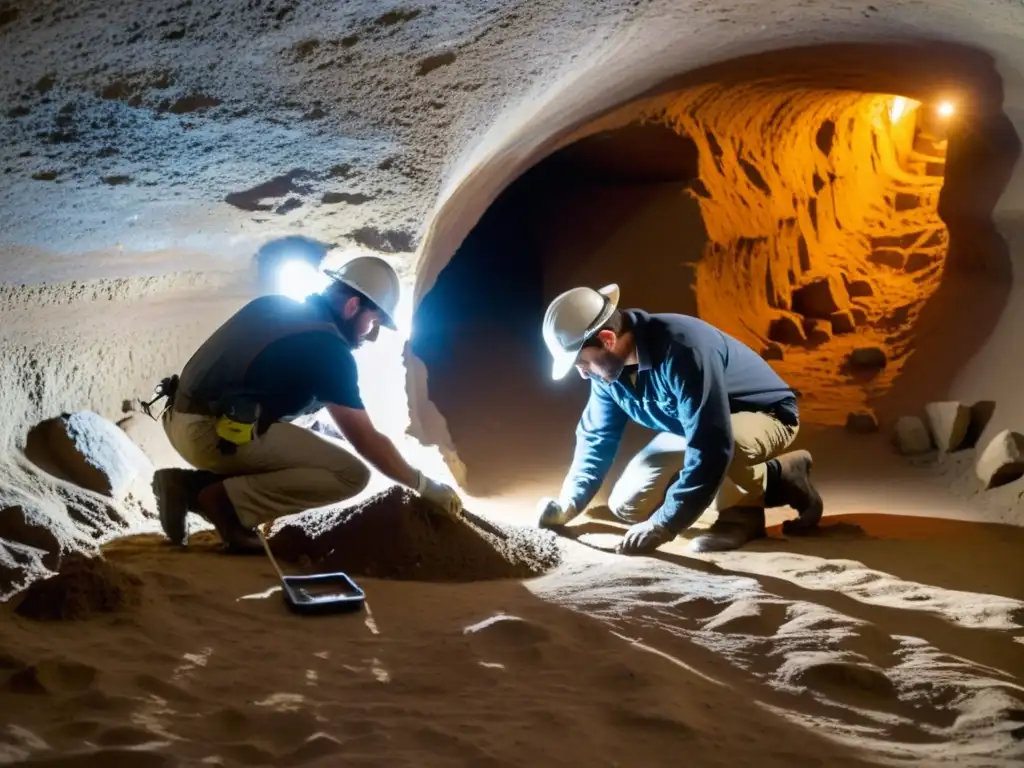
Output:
[851,306,869,326]
[923,401,971,453]
[846,279,874,298]
[768,313,806,345]
[791,274,850,319]
[848,347,887,369]
[803,318,832,346]
[893,416,933,455]
[975,430,1024,489]
[869,249,905,269]
[845,410,879,433]
[760,343,784,361]
[830,310,856,334]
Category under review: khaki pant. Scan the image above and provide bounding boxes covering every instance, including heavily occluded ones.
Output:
[161,408,370,528]
[607,411,798,525]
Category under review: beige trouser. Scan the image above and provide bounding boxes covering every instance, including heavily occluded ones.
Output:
[161,407,371,528]
[607,411,798,525]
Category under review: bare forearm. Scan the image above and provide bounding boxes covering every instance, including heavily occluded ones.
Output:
[355,430,420,489]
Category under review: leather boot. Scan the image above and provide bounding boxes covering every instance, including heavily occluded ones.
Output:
[195,481,263,555]
[765,450,823,534]
[689,506,766,552]
[153,468,219,546]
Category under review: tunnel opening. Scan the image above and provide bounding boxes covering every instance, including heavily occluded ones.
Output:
[411,42,1020,502]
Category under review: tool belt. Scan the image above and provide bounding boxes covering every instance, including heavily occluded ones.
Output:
[141,375,261,456]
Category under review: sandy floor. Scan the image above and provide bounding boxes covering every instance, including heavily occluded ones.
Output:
[0,508,1021,767]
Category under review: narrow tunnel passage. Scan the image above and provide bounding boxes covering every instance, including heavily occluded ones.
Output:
[412,42,1019,500]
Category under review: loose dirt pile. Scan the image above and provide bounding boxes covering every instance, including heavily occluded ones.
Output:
[270,486,563,582]
[14,553,143,621]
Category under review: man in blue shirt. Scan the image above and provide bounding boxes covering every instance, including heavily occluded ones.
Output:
[536,283,823,555]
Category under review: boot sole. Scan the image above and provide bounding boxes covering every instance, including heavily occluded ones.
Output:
[153,471,189,546]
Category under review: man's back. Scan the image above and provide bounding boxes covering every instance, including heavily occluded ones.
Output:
[639,311,794,413]
[179,294,363,426]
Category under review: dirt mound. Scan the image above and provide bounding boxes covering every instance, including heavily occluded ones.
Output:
[270,486,562,582]
[14,553,143,621]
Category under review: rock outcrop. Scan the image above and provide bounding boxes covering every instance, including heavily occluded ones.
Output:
[791,274,850,319]
[923,401,971,453]
[893,416,933,455]
[24,412,155,500]
[975,430,1024,489]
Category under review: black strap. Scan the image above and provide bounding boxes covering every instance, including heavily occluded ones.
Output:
[139,375,180,421]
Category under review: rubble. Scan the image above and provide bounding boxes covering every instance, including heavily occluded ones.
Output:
[923,401,971,453]
[893,416,933,455]
[791,274,850,319]
[847,347,887,370]
[975,430,1024,489]
[830,310,856,334]
[760,343,784,361]
[768,313,806,345]
[804,318,832,346]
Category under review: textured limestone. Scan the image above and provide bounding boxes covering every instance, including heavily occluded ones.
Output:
[24,412,155,499]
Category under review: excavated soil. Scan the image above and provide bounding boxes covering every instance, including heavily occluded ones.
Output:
[270,486,563,582]
[14,552,143,621]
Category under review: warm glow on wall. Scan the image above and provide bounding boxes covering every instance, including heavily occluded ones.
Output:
[937,101,956,118]
[889,96,909,122]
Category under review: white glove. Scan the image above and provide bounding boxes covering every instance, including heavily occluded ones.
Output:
[536,497,579,528]
[415,472,464,519]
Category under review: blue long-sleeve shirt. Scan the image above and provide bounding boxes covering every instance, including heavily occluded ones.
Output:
[560,310,797,530]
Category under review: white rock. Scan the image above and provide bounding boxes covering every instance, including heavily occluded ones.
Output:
[892,416,933,455]
[923,401,971,453]
[975,430,1024,489]
[25,411,155,499]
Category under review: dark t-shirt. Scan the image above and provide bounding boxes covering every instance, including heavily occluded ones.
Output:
[244,330,364,427]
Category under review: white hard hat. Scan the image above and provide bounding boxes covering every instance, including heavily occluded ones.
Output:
[324,256,401,330]
[542,283,620,380]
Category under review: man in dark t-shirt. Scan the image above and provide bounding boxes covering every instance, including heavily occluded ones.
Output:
[152,255,463,552]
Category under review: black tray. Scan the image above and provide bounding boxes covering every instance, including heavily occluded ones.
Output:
[280,572,366,615]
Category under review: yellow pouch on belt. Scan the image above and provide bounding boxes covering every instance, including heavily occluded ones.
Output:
[215,415,256,446]
[214,395,261,446]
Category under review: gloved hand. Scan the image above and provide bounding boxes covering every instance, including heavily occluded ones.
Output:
[416,473,464,519]
[617,518,675,555]
[536,497,579,528]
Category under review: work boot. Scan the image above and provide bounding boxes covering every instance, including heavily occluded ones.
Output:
[689,506,766,553]
[765,450,824,534]
[153,468,219,546]
[195,481,263,555]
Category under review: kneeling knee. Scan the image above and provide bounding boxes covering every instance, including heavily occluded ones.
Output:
[334,460,371,499]
[351,461,371,495]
